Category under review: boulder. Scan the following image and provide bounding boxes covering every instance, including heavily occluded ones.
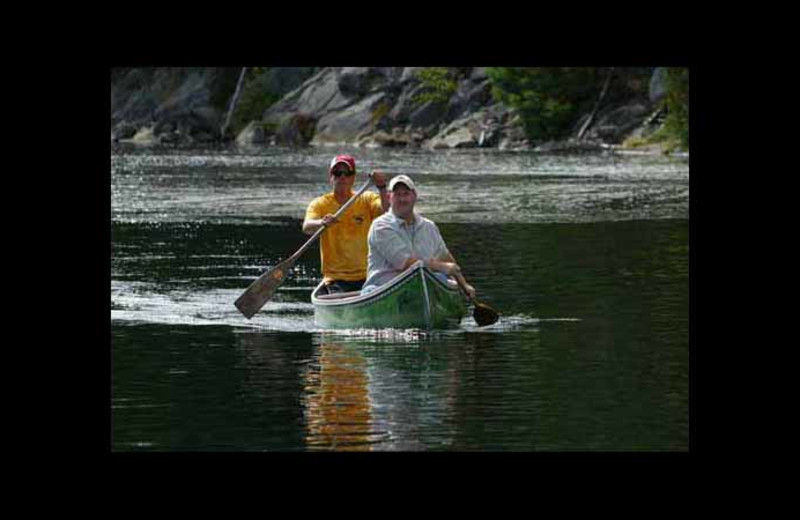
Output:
[131,126,155,144]
[399,67,426,84]
[428,125,478,149]
[235,121,266,146]
[112,122,138,141]
[359,129,414,148]
[650,67,668,104]
[534,139,605,154]
[263,68,350,124]
[337,67,375,98]
[446,78,492,121]
[273,113,316,146]
[311,92,388,145]
[585,103,651,143]
[407,98,448,131]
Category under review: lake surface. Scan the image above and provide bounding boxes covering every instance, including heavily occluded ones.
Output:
[110,144,690,451]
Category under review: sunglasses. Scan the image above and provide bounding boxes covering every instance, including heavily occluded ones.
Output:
[332,170,355,177]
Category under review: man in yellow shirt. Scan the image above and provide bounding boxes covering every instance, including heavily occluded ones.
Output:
[303,155,389,294]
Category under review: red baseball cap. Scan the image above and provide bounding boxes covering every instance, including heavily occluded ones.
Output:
[329,154,356,175]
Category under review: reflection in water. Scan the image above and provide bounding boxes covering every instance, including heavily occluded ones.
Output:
[302,342,378,451]
[301,334,468,451]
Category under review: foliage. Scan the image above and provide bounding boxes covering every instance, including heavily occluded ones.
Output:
[371,102,392,128]
[414,67,459,106]
[662,68,689,150]
[486,67,606,141]
[229,68,282,135]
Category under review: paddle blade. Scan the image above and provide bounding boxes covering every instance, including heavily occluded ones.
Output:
[234,261,291,319]
[473,301,499,327]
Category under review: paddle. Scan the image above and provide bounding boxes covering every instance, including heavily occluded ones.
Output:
[455,276,500,327]
[234,174,376,319]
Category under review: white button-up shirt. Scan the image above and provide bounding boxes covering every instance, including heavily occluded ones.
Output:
[362,209,451,292]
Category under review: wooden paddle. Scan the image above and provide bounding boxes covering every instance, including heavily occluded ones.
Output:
[234,175,375,319]
[455,276,500,327]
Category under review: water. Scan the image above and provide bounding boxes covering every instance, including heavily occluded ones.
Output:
[111,143,689,451]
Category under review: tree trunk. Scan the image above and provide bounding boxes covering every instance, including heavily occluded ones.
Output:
[577,67,615,141]
[220,67,248,140]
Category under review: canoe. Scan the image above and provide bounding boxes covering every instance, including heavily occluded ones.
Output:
[311,261,467,330]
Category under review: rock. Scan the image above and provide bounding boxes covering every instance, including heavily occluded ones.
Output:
[263,68,350,124]
[428,125,478,149]
[112,122,138,140]
[337,67,392,98]
[311,92,388,145]
[446,78,492,121]
[131,126,155,143]
[360,129,413,148]
[157,131,179,144]
[650,67,668,104]
[273,113,316,146]
[399,67,426,84]
[407,99,448,130]
[534,139,605,154]
[235,121,266,146]
[470,67,489,80]
[259,67,319,97]
[585,103,650,143]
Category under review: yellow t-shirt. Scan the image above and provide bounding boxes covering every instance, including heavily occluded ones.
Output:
[305,191,383,283]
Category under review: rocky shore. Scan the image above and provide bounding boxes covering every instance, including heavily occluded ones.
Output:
[111,67,678,154]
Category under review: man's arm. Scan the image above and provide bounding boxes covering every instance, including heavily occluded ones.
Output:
[302,214,337,235]
[426,253,476,300]
[372,170,389,214]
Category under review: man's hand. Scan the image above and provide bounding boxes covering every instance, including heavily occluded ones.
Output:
[462,283,476,301]
[321,214,338,226]
[371,170,387,188]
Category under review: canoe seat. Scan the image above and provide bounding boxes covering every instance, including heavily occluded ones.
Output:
[315,290,361,300]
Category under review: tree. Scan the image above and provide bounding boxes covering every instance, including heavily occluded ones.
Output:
[663,68,689,150]
[486,67,605,141]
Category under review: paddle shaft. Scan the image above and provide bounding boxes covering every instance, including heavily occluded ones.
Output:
[234,175,374,318]
[289,176,374,264]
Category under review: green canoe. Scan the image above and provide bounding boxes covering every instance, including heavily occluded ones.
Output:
[312,261,467,330]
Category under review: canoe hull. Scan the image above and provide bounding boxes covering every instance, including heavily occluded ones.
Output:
[312,263,466,330]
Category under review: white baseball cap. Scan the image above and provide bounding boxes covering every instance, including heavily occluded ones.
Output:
[388,174,417,192]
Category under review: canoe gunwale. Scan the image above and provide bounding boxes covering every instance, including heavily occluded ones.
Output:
[311,261,461,310]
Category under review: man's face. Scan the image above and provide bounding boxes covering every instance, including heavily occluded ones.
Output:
[330,164,356,190]
[390,184,416,218]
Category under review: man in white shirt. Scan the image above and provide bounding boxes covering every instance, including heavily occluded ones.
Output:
[361,174,476,299]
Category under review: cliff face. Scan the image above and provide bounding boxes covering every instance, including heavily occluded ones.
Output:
[111,67,241,144]
[111,67,666,151]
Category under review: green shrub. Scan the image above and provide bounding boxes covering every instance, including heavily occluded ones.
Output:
[229,68,282,135]
[663,68,689,150]
[487,67,605,141]
[414,67,459,106]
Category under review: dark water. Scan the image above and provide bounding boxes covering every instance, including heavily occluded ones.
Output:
[111,144,689,451]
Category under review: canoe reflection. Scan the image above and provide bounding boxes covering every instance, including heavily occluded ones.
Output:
[302,336,471,451]
[303,342,382,451]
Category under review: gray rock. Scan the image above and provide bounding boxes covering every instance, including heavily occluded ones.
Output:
[112,122,138,140]
[470,67,489,80]
[312,92,387,145]
[534,139,605,154]
[428,125,478,149]
[275,113,317,146]
[447,78,492,121]
[585,103,651,143]
[650,67,668,104]
[408,99,448,130]
[337,67,375,98]
[235,121,266,146]
[399,67,426,84]
[263,68,350,123]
